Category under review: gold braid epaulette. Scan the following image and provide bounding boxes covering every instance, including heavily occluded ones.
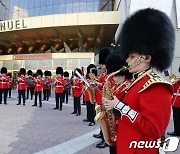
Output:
[138,71,172,93]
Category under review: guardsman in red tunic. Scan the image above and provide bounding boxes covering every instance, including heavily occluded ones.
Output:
[32,69,44,107]
[63,71,70,104]
[0,67,9,104]
[53,67,65,111]
[71,68,84,116]
[167,67,180,136]
[103,8,175,154]
[17,68,27,105]
[43,70,52,101]
[26,70,34,100]
[7,73,13,98]
[93,47,111,149]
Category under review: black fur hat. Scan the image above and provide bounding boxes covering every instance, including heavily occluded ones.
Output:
[106,52,132,79]
[7,73,12,78]
[91,68,98,76]
[87,64,96,74]
[27,70,33,76]
[36,69,43,77]
[64,71,69,77]
[20,68,26,75]
[44,70,48,76]
[74,68,82,77]
[1,67,7,74]
[56,67,63,75]
[48,71,52,77]
[118,8,175,72]
[33,73,37,78]
[99,47,112,64]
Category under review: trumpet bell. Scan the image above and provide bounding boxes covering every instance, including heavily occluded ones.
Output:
[94,112,104,121]
[169,74,178,84]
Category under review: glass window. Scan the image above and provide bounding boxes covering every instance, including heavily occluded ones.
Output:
[29,8,35,17]
[47,5,53,15]
[66,3,73,14]
[53,5,59,14]
[53,0,60,5]
[68,59,79,70]
[40,6,47,16]
[79,2,86,12]
[3,61,13,70]
[94,1,99,11]
[53,59,67,70]
[60,0,65,3]
[66,0,73,3]
[87,1,94,12]
[25,60,38,70]
[59,4,65,14]
[73,0,80,2]
[13,60,22,70]
[38,60,52,70]
[41,0,47,6]
[35,0,41,7]
[47,0,53,5]
[79,59,91,68]
[73,2,79,13]
[35,7,41,16]
[29,0,35,8]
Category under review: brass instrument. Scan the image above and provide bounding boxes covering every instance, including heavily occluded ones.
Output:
[87,84,96,104]
[94,66,127,146]
[169,74,180,84]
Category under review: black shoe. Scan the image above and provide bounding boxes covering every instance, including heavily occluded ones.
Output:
[32,104,37,106]
[93,133,102,139]
[96,141,108,148]
[167,131,180,136]
[83,119,89,122]
[9,96,11,98]
[89,122,95,126]
[16,103,21,105]
[76,113,80,116]
[39,105,42,107]
[53,107,58,110]
[23,104,25,106]
[4,103,7,105]
[59,108,62,111]
[71,111,77,114]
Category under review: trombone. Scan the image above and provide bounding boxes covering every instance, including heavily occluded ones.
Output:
[169,74,180,84]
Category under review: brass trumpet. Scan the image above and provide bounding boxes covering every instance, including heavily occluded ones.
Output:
[169,74,180,84]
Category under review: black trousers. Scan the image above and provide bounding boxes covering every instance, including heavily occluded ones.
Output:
[173,106,180,134]
[74,97,81,114]
[0,89,8,104]
[18,90,26,104]
[43,89,50,101]
[8,88,12,97]
[34,92,42,106]
[55,93,63,109]
[86,101,95,123]
[109,146,116,154]
[63,90,69,103]
[27,87,34,99]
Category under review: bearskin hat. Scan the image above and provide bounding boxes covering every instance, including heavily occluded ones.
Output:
[99,47,112,64]
[44,70,48,76]
[33,73,37,78]
[27,70,33,76]
[118,8,175,72]
[7,73,12,78]
[20,68,26,75]
[106,52,132,79]
[74,68,82,77]
[64,71,69,77]
[56,67,63,75]
[36,69,43,77]
[87,64,96,74]
[48,71,52,77]
[1,67,7,74]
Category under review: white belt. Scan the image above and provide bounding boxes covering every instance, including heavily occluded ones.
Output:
[173,93,180,96]
[56,86,63,88]
[19,83,25,84]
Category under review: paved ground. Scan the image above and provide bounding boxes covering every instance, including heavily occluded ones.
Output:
[0,90,179,154]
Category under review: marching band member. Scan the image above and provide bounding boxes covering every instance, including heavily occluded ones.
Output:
[43,70,52,101]
[71,68,83,116]
[32,69,44,107]
[7,73,13,98]
[63,71,70,104]
[93,47,111,149]
[103,8,175,154]
[17,68,27,105]
[53,67,65,111]
[26,70,34,100]
[0,67,9,104]
[167,66,180,136]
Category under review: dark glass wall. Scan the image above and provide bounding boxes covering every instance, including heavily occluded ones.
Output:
[0,0,114,20]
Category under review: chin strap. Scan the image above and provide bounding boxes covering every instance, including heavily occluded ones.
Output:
[128,54,146,70]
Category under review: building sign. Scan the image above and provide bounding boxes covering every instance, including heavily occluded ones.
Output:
[13,53,52,60]
[0,19,27,32]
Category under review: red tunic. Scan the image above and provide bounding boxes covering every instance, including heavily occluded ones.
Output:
[43,77,52,90]
[73,79,83,97]
[172,81,180,107]
[0,75,10,89]
[34,78,44,92]
[115,71,172,154]
[96,72,107,104]
[84,89,90,102]
[55,77,65,93]
[18,76,27,90]
[8,78,13,89]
